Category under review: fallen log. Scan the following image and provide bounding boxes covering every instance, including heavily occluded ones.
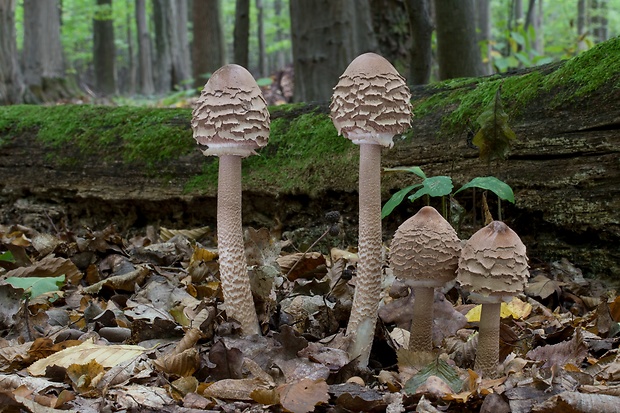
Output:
[0,39,618,278]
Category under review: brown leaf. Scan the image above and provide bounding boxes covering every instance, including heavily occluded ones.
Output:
[527,329,588,369]
[609,296,620,322]
[207,340,244,380]
[278,252,327,281]
[244,227,281,267]
[277,378,329,413]
[3,255,82,285]
[66,359,105,396]
[525,274,565,299]
[532,391,620,413]
[82,265,149,294]
[153,348,200,377]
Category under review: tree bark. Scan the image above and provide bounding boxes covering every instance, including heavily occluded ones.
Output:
[406,0,433,84]
[22,0,71,102]
[1,39,619,278]
[434,0,485,79]
[289,0,378,102]
[475,0,492,75]
[192,0,225,88]
[93,0,117,96]
[255,0,266,77]
[135,0,155,95]
[233,0,250,68]
[0,0,26,105]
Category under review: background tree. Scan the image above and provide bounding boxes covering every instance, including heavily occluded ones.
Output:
[22,0,70,101]
[233,0,250,67]
[435,0,485,79]
[0,0,25,104]
[93,0,117,96]
[135,0,154,95]
[192,0,225,88]
[476,0,493,75]
[406,0,433,84]
[290,0,378,102]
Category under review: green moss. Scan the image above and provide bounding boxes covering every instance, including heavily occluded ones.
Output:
[0,105,195,166]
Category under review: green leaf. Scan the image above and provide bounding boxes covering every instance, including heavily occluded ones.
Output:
[381,184,422,219]
[383,166,427,179]
[256,77,273,87]
[473,87,517,162]
[0,251,15,263]
[407,176,453,203]
[404,358,463,395]
[5,275,65,300]
[455,176,515,203]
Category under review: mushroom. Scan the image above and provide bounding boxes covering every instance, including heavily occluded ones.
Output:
[389,206,461,353]
[191,64,269,336]
[330,53,412,367]
[456,221,529,377]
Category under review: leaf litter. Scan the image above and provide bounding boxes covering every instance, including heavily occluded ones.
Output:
[0,219,618,412]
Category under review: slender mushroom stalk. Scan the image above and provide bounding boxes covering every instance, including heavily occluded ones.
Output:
[389,206,461,354]
[330,53,412,367]
[191,64,269,336]
[456,221,529,377]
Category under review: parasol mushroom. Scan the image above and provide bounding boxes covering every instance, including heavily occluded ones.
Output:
[330,53,412,367]
[191,64,269,336]
[389,206,461,353]
[456,221,529,377]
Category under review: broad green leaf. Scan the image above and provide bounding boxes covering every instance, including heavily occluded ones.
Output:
[404,358,463,395]
[383,166,427,179]
[5,275,65,299]
[407,176,453,203]
[0,251,15,263]
[381,184,422,219]
[511,30,526,47]
[455,176,515,203]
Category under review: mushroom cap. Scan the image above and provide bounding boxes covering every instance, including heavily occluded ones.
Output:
[389,206,461,288]
[457,221,529,303]
[191,64,270,157]
[330,53,412,147]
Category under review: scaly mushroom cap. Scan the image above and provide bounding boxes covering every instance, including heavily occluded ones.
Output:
[390,206,461,288]
[192,64,270,157]
[457,221,529,302]
[330,53,412,147]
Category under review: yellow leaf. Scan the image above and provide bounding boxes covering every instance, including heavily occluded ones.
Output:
[466,297,532,322]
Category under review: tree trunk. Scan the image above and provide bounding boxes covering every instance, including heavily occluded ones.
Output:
[233,0,250,68]
[406,0,434,84]
[256,0,266,77]
[171,0,191,89]
[153,0,172,92]
[289,0,378,102]
[1,39,619,278]
[22,0,71,102]
[93,0,117,96]
[369,0,410,76]
[192,0,225,88]
[136,0,155,95]
[591,0,608,43]
[475,0,492,75]
[273,0,287,70]
[434,0,485,79]
[0,0,26,105]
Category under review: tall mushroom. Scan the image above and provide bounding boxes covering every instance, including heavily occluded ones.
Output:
[456,221,529,377]
[330,53,412,367]
[191,64,269,336]
[389,206,461,353]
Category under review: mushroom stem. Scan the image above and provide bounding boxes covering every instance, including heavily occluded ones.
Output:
[474,302,501,377]
[217,154,260,336]
[408,286,435,352]
[346,142,383,367]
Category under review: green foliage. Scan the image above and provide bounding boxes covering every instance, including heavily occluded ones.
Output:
[382,166,514,219]
[0,251,15,263]
[5,275,65,300]
[472,87,517,162]
[404,358,463,395]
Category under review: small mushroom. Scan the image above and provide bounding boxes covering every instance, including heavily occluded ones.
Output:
[191,64,269,336]
[456,221,529,377]
[389,206,461,353]
[330,53,412,367]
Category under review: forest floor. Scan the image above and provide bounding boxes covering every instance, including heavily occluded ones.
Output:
[1,209,619,413]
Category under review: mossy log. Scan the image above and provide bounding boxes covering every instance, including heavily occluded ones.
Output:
[1,39,619,278]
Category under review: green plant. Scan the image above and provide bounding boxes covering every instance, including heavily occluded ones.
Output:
[5,275,65,301]
[381,167,514,222]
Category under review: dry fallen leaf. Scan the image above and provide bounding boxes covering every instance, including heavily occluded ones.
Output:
[277,378,329,413]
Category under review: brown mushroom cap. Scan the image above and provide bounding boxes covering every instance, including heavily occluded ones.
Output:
[191,64,270,157]
[457,221,529,303]
[330,53,412,147]
[390,206,462,288]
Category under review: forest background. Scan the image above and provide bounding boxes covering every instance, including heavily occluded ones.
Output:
[1,0,619,106]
